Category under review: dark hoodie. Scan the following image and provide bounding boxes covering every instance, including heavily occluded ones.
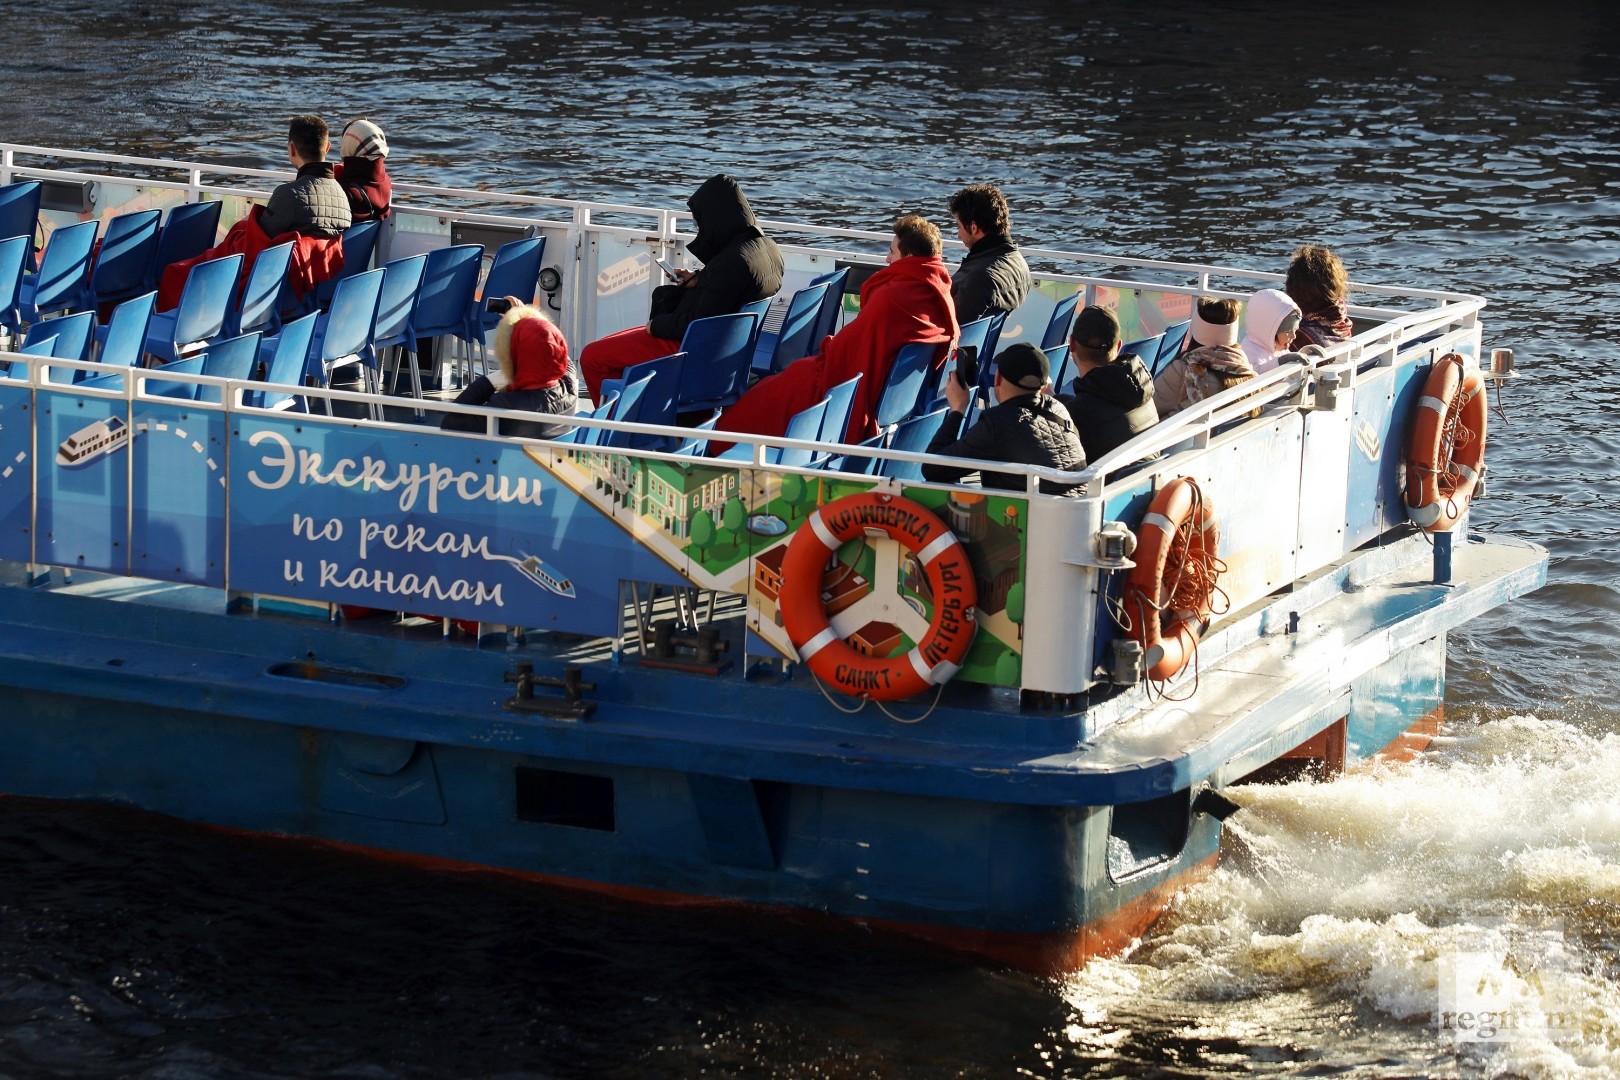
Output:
[950,233,1032,323]
[1059,351,1160,462]
[647,174,784,341]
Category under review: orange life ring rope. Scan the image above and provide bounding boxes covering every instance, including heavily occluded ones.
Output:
[1123,477,1222,681]
[1405,352,1487,533]
[778,492,978,702]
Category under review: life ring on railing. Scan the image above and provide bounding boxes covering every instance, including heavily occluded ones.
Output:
[1405,352,1487,533]
[778,492,978,702]
[1123,477,1222,681]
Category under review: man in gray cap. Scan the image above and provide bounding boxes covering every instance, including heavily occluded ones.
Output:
[922,342,1086,495]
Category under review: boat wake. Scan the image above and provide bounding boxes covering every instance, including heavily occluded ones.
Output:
[1059,715,1620,1078]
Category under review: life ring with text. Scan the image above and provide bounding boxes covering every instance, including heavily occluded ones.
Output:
[1124,477,1222,681]
[778,492,978,702]
[1405,353,1487,533]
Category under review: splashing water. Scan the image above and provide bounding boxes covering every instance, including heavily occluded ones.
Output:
[1060,716,1620,1077]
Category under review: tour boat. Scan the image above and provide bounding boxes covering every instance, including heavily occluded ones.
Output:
[0,145,1546,973]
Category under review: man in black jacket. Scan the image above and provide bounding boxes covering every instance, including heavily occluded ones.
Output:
[922,343,1085,496]
[1057,306,1160,463]
[580,174,783,402]
[946,184,1032,324]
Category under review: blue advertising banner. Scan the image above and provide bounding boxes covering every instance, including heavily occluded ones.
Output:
[131,399,228,586]
[36,389,130,573]
[0,382,33,562]
[227,416,690,636]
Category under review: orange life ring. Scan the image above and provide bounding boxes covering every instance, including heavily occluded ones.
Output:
[1123,477,1221,681]
[1405,353,1487,533]
[778,492,978,702]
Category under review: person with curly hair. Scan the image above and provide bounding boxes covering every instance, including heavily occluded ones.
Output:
[1284,244,1353,349]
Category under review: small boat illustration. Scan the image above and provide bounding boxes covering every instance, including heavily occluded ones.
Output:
[56,416,129,467]
[514,552,576,598]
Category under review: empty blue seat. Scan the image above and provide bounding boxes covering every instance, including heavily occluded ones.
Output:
[310,219,381,313]
[94,291,158,370]
[146,355,208,400]
[562,392,619,446]
[0,235,28,339]
[309,267,386,417]
[145,201,223,292]
[1042,289,1080,351]
[1121,333,1163,365]
[816,373,862,448]
[404,244,483,390]
[22,311,95,381]
[600,373,657,450]
[467,235,546,376]
[604,351,683,451]
[194,331,264,404]
[757,280,830,375]
[1154,320,1192,375]
[0,181,42,272]
[90,209,162,311]
[144,253,243,364]
[807,266,848,344]
[875,340,940,431]
[673,310,763,413]
[231,240,296,338]
[14,219,99,325]
[253,311,319,411]
[877,408,953,481]
[372,254,428,398]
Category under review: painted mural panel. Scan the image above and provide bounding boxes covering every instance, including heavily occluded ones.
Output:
[131,399,227,585]
[36,389,130,572]
[0,382,33,561]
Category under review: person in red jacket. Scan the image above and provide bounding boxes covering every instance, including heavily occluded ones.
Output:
[714,214,958,445]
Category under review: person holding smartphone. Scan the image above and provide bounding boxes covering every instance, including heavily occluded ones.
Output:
[578,174,784,403]
[440,297,578,440]
[920,343,1085,496]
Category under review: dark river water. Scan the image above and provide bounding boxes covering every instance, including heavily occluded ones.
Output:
[3,2,1619,1077]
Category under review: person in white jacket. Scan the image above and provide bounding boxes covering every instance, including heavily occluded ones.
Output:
[1239,288,1302,374]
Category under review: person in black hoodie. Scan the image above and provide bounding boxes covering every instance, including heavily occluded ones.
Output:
[580,174,784,403]
[1058,305,1159,463]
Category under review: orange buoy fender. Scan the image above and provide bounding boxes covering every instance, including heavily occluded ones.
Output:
[778,492,978,702]
[1124,477,1221,681]
[1405,352,1488,533]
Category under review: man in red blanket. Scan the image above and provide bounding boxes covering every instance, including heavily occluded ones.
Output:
[715,214,958,445]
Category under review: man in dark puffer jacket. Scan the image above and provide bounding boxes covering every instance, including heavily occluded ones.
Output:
[258,115,352,239]
[1058,306,1160,463]
[923,343,1085,496]
[580,174,783,402]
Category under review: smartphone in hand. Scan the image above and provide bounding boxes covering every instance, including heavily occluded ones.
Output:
[486,297,513,314]
[654,257,682,280]
[954,345,979,389]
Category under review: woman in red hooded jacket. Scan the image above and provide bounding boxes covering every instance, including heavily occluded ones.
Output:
[715,214,958,445]
[332,118,392,223]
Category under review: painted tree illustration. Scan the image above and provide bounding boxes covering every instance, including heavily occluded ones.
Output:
[1005,581,1026,643]
[690,509,716,562]
[779,472,806,521]
[722,495,746,553]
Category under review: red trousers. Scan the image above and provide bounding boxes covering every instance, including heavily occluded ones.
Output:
[579,326,681,404]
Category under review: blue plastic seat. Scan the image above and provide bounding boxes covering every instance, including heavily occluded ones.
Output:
[90,209,162,311]
[143,253,243,364]
[310,219,381,313]
[253,311,319,411]
[563,392,619,446]
[807,266,849,344]
[1042,290,1081,351]
[673,310,763,413]
[757,281,830,375]
[231,240,295,338]
[980,310,1008,367]
[0,181,42,272]
[194,331,264,404]
[816,373,862,448]
[467,235,546,376]
[600,373,656,449]
[1154,320,1192,375]
[15,219,99,325]
[22,311,95,382]
[964,312,1011,404]
[146,355,207,400]
[0,235,28,336]
[371,254,428,398]
[672,412,719,456]
[877,407,953,481]
[144,201,223,292]
[875,340,940,431]
[775,397,829,468]
[1,333,57,378]
[404,244,483,390]
[1047,344,1072,394]
[602,351,683,451]
[309,267,385,417]
[94,291,157,370]
[1121,334,1163,366]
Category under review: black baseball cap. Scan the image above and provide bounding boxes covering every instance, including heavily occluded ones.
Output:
[1071,305,1121,350]
[996,343,1050,390]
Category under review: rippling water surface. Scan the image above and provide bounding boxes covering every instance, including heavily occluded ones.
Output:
[2,2,1618,1076]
